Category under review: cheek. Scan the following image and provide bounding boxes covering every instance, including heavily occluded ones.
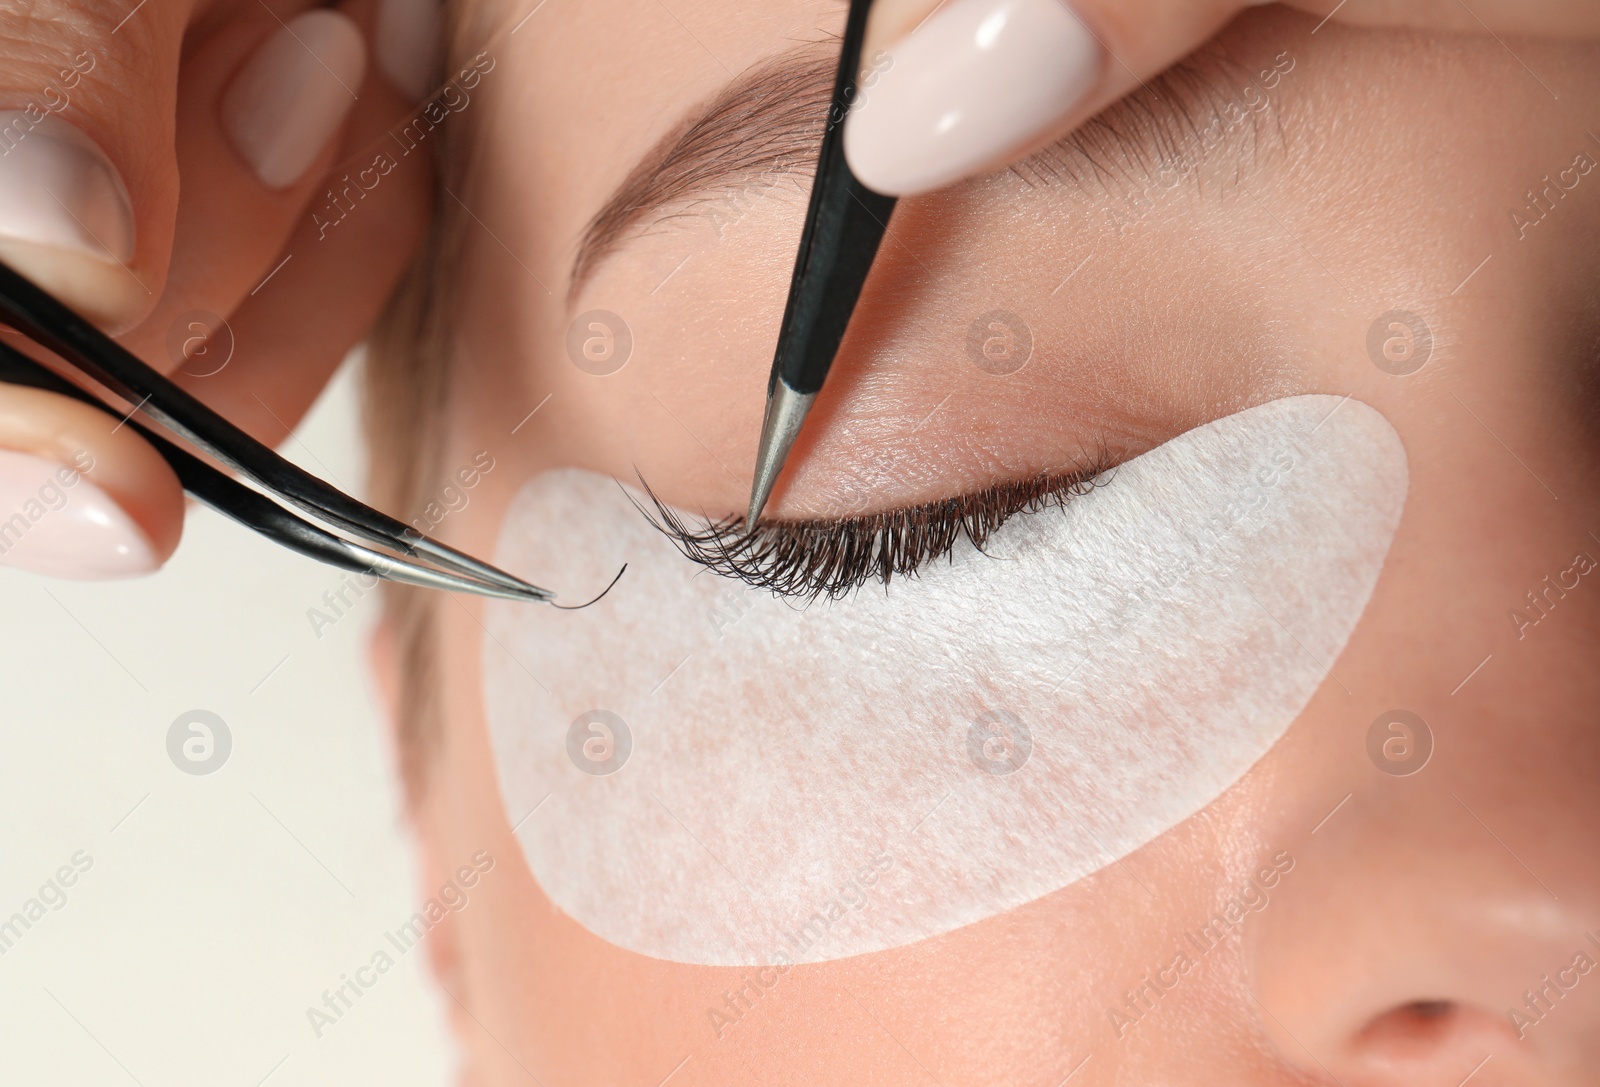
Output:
[483,395,1406,966]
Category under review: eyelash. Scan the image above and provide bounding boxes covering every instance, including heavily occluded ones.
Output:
[638,462,1110,602]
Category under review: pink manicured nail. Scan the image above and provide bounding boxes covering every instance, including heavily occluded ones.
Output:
[0,114,134,263]
[376,0,444,102]
[843,0,1102,196]
[0,114,142,324]
[222,10,368,189]
[0,450,158,580]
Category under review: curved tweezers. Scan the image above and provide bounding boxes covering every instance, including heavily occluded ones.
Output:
[0,262,551,602]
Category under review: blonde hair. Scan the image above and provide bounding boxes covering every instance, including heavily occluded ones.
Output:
[361,0,494,801]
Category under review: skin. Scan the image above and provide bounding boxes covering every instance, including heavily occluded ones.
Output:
[0,0,429,567]
[371,3,1600,1084]
[8,0,1594,576]
[0,384,182,556]
[851,0,1600,198]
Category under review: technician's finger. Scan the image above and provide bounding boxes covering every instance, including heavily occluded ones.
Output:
[843,0,1600,197]
[170,2,434,446]
[0,384,183,580]
[118,0,435,446]
[844,0,1241,196]
[118,2,369,369]
[0,0,191,582]
[0,1,191,328]
[0,1,375,581]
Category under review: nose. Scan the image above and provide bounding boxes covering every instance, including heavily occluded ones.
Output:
[1246,786,1600,1086]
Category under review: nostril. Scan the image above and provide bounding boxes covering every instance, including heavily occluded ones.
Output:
[1355,1000,1460,1058]
[1349,998,1518,1067]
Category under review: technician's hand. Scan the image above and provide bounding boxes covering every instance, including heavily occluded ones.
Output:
[844,0,1600,195]
[0,0,441,580]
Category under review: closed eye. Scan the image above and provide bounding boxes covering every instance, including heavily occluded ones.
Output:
[635,459,1111,602]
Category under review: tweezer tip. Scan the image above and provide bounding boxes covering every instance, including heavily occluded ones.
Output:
[746,479,774,529]
[747,381,817,526]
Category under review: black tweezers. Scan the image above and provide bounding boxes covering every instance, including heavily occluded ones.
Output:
[0,261,552,602]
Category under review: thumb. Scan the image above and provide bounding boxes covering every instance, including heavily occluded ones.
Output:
[0,3,188,329]
[842,0,1248,196]
[0,2,190,583]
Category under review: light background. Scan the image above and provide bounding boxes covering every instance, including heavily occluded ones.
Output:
[0,356,456,1085]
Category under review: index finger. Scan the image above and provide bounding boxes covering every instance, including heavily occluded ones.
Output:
[844,0,1600,197]
[845,0,1241,196]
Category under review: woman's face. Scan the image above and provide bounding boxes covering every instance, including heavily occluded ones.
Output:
[388,2,1600,1083]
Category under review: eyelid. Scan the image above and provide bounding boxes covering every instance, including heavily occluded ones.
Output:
[572,41,1276,306]
[636,460,1111,602]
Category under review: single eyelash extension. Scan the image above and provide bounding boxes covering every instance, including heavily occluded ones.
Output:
[634,462,1111,603]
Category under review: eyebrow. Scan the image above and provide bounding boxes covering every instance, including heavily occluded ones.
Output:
[568,39,1281,303]
[568,43,836,304]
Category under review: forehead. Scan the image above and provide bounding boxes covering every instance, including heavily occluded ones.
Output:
[473,0,840,262]
[460,3,1504,314]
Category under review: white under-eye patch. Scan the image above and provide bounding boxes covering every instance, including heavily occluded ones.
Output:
[483,395,1407,966]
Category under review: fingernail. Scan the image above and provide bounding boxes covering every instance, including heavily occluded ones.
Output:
[376,0,444,102]
[0,114,139,324]
[0,450,158,580]
[844,0,1102,196]
[223,9,368,189]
